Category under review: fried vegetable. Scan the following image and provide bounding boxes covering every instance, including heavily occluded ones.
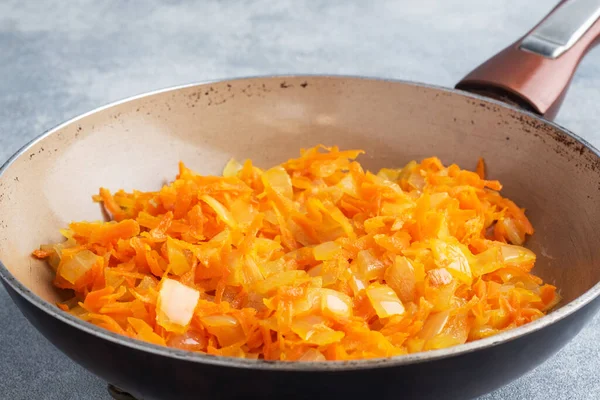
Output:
[33,145,559,361]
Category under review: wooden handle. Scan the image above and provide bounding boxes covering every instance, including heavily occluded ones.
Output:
[456,0,600,120]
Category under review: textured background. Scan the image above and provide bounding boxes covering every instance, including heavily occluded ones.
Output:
[1,0,599,399]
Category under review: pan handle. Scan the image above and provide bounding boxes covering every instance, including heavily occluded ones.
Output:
[455,0,600,120]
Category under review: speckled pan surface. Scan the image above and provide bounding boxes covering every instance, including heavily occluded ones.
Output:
[1,76,600,399]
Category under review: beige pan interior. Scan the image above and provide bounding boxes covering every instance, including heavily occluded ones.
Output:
[1,76,599,309]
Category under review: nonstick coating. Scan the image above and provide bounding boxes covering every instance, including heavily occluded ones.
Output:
[1,76,600,399]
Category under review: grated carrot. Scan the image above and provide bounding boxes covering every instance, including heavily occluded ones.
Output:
[33,145,559,361]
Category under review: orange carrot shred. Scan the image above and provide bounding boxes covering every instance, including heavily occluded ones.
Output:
[476,157,485,179]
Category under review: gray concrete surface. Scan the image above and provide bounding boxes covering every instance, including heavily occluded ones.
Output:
[1,0,599,398]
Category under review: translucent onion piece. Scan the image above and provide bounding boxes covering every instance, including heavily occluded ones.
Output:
[347,269,367,296]
[355,249,386,281]
[252,270,309,296]
[223,158,243,177]
[291,315,345,346]
[313,241,342,261]
[262,166,293,199]
[427,268,453,287]
[166,237,193,276]
[469,247,502,277]
[500,244,536,266]
[336,175,358,197]
[500,217,524,245]
[366,283,406,318]
[156,279,200,332]
[298,348,327,361]
[384,256,416,302]
[40,239,75,271]
[59,249,102,284]
[431,239,472,284]
[200,194,237,229]
[167,330,208,352]
[229,198,257,228]
[320,288,353,319]
[419,310,450,340]
[376,168,401,182]
[200,314,245,347]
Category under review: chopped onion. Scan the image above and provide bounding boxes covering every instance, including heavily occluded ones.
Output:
[419,310,450,340]
[313,241,342,261]
[424,314,469,350]
[222,158,243,177]
[167,330,207,352]
[291,315,344,346]
[258,258,287,278]
[253,238,283,260]
[252,270,309,296]
[137,275,157,290]
[381,202,413,217]
[200,195,237,229]
[200,314,245,347]
[500,217,524,245]
[156,279,199,332]
[407,171,426,191]
[290,288,321,316]
[229,198,256,228]
[429,192,450,208]
[364,216,388,233]
[262,166,293,199]
[241,254,264,285]
[500,244,536,266]
[40,239,75,271]
[59,249,101,284]
[355,249,386,281]
[307,261,338,287]
[336,175,358,197]
[376,168,401,182]
[104,269,125,289]
[427,268,453,287]
[298,348,326,361]
[320,288,353,319]
[470,247,502,277]
[366,283,405,318]
[347,269,367,295]
[166,237,193,276]
[431,239,472,284]
[384,256,416,302]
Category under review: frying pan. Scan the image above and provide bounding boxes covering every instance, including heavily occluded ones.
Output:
[1,1,600,399]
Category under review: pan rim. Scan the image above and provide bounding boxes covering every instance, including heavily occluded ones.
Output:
[1,74,599,371]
